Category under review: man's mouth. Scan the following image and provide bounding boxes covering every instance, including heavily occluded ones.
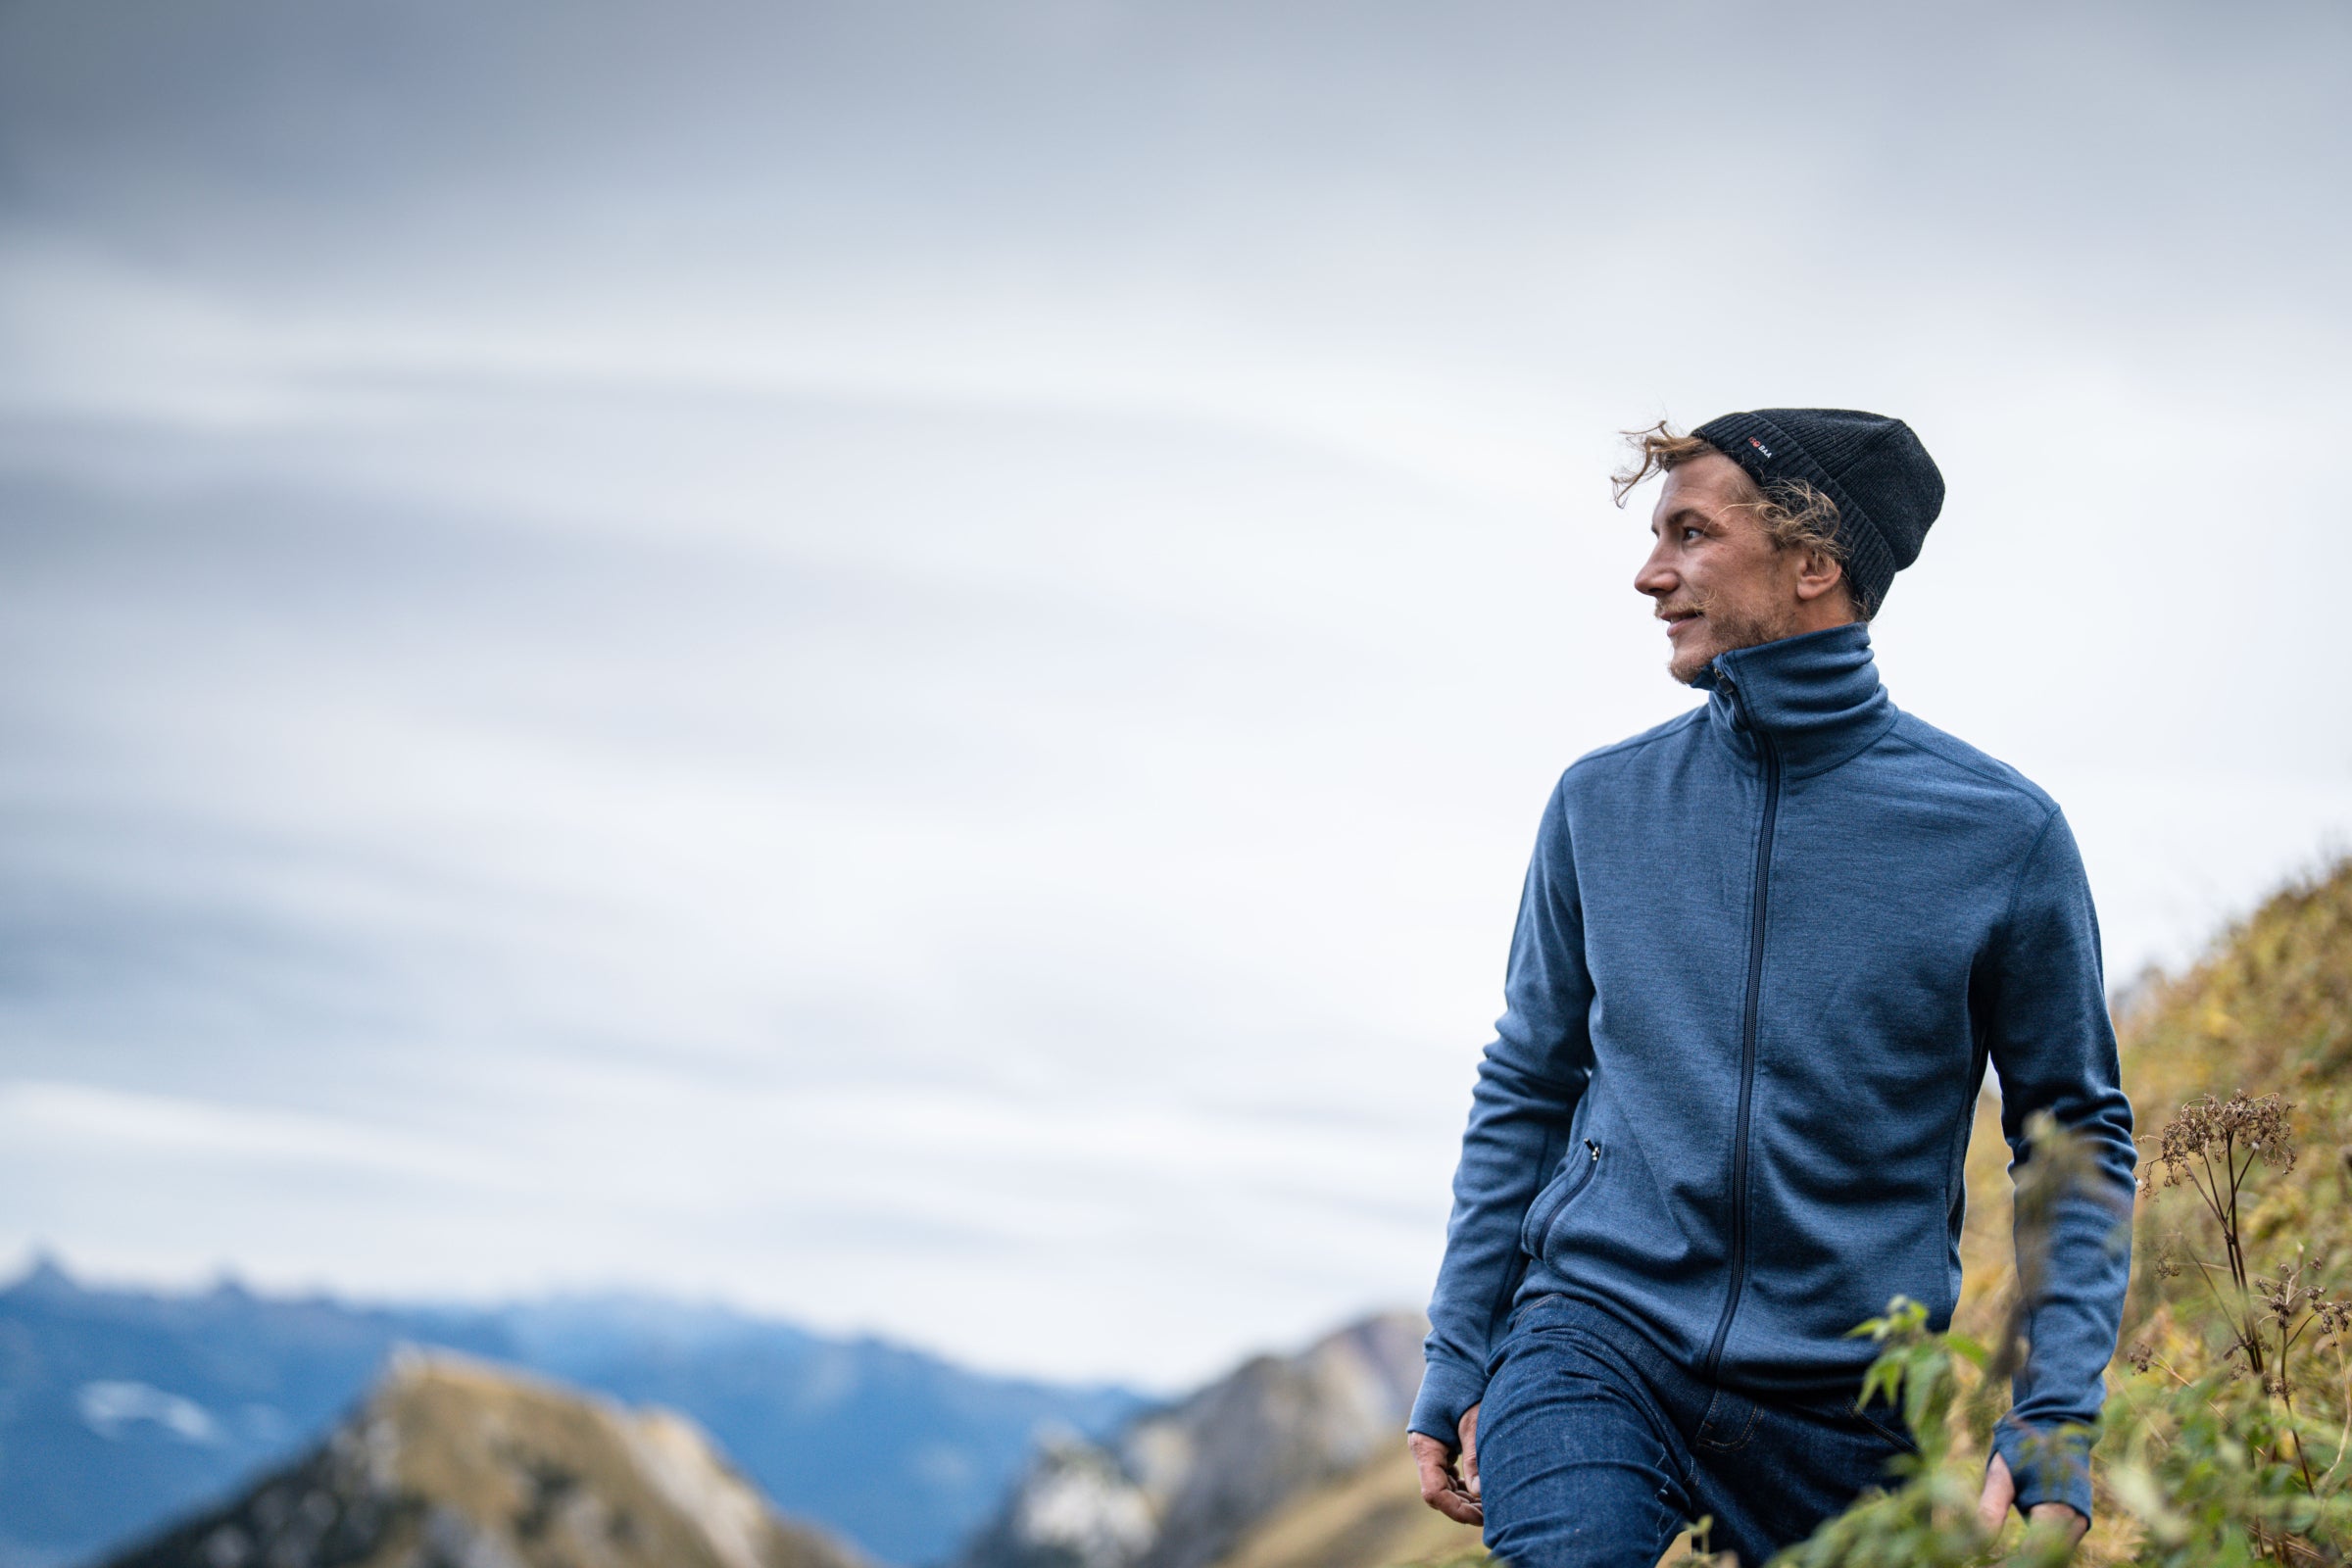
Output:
[1661,610,1702,636]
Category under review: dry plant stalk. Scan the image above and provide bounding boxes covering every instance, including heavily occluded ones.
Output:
[2143,1091,2298,1376]
[2142,1088,2352,1517]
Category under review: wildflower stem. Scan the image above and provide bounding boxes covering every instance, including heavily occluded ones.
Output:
[2223,1130,2250,1295]
[2278,1318,2318,1494]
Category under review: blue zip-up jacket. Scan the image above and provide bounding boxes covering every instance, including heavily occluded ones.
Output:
[1410,622,2135,1521]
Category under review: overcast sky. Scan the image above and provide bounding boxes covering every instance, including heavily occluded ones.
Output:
[2,0,2348,1390]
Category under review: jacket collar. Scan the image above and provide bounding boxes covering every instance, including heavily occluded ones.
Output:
[1690,621,1896,778]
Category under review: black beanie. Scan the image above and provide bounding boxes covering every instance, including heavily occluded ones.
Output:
[1690,408,1943,617]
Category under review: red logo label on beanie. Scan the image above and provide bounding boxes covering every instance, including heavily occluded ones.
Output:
[1748,436,1775,459]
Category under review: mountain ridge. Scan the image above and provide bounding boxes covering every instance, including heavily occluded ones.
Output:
[95,1348,869,1568]
[0,1260,1140,1568]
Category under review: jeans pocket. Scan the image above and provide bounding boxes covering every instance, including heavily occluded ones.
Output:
[1694,1387,1762,1452]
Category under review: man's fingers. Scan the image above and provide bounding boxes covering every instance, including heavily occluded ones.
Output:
[1409,1436,1457,1507]
[1977,1452,2016,1535]
[1408,1434,1485,1526]
[1413,1452,1452,1505]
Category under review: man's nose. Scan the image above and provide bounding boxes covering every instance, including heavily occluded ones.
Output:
[1634,549,1675,599]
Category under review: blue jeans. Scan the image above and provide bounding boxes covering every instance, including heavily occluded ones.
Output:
[1478,1294,1917,1568]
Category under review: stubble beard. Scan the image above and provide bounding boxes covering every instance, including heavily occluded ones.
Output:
[1665,594,1797,687]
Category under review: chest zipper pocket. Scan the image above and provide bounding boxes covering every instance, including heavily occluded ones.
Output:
[1520,1139,1603,1257]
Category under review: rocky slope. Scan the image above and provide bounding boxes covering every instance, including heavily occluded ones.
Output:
[99,1350,868,1568]
[959,1313,1434,1568]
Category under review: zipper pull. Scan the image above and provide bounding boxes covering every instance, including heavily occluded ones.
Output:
[1585,1139,1601,1161]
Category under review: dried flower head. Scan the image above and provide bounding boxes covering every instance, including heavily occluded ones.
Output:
[2258,1263,2317,1328]
[2149,1091,2298,1190]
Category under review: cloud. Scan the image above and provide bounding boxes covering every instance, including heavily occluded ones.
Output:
[0,1081,505,1186]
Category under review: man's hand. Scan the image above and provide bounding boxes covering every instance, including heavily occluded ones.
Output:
[1977,1452,2087,1552]
[1409,1403,1483,1526]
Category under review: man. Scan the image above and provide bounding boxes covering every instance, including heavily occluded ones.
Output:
[1405,409,2135,1566]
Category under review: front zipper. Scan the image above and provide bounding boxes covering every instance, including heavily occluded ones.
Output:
[1521,1138,1603,1256]
[1702,673,1781,1383]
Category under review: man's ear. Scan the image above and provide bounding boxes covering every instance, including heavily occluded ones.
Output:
[1792,547,1845,605]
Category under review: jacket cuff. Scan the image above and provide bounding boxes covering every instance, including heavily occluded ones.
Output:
[1408,1357,1487,1447]
[1991,1417,2093,1524]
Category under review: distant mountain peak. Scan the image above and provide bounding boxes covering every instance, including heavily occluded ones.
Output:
[2,1249,78,1301]
[99,1350,869,1568]
[958,1310,1430,1568]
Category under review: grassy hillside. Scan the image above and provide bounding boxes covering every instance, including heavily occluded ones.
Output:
[2109,855,2352,1109]
[1215,1450,1482,1568]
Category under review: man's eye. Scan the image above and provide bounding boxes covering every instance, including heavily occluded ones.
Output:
[1682,526,1703,544]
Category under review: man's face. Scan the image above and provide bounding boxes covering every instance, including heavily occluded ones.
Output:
[1635,453,1811,686]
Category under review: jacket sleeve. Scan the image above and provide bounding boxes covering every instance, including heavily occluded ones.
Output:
[1409,775,1596,1446]
[1978,806,2136,1522]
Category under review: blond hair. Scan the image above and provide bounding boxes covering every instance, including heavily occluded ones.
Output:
[1612,420,1850,578]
